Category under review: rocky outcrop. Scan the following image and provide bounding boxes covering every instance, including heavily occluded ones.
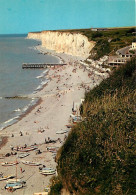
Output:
[27,31,95,57]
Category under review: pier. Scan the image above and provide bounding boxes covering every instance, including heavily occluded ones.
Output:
[22,63,67,69]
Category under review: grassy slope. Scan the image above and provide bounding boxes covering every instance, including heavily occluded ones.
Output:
[50,58,136,195]
[82,28,136,60]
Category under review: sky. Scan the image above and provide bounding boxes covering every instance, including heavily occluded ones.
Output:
[0,0,135,34]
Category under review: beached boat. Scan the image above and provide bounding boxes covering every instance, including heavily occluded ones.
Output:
[0,175,15,181]
[13,146,37,152]
[1,161,19,166]
[5,182,24,189]
[18,153,30,158]
[56,130,68,134]
[22,160,41,166]
[47,146,58,150]
[39,167,56,175]
[6,178,25,184]
[46,146,59,153]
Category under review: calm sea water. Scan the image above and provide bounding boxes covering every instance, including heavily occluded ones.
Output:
[0,34,59,130]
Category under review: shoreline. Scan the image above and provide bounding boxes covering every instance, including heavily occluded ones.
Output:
[0,48,52,132]
[0,45,105,195]
[0,44,63,137]
[1,98,43,133]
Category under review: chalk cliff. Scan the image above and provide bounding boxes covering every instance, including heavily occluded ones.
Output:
[27,32,42,41]
[27,31,95,57]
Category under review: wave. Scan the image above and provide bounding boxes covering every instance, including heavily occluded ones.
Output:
[22,105,29,112]
[36,69,48,79]
[34,80,48,93]
[4,116,19,124]
[0,116,19,131]
[14,108,21,112]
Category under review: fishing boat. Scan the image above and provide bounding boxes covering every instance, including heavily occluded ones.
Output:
[18,153,30,158]
[6,178,26,184]
[22,160,41,166]
[0,175,15,181]
[39,167,56,175]
[47,147,58,153]
[13,146,37,152]
[5,182,24,189]
[47,146,58,150]
[4,159,25,191]
[56,129,68,134]
[1,161,19,166]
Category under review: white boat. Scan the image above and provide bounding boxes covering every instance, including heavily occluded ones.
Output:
[22,160,41,166]
[47,146,59,153]
[39,167,56,175]
[5,182,23,189]
[18,153,30,158]
[1,161,19,166]
[56,130,68,134]
[47,146,58,150]
[40,171,56,175]
[0,175,15,181]
[13,146,37,152]
[6,178,24,183]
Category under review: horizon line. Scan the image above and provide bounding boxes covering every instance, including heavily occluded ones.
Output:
[0,25,136,35]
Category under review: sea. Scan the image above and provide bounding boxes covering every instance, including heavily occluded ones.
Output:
[0,34,59,130]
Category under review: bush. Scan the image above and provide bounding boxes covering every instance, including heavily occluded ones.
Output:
[49,176,63,195]
[56,59,136,194]
[92,32,103,39]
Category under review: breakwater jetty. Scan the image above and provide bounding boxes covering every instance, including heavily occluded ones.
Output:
[22,63,67,69]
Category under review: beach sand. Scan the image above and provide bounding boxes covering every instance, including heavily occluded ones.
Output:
[0,47,104,195]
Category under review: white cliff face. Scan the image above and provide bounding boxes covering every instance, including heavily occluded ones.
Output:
[27,31,95,57]
[27,32,42,40]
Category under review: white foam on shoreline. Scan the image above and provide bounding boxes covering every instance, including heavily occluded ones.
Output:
[0,97,40,131]
[14,108,21,112]
[0,45,60,132]
[34,80,48,92]
[4,116,19,124]
[0,116,20,130]
[36,69,48,79]
[22,105,29,112]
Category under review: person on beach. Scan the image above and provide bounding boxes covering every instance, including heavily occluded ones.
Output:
[20,131,23,136]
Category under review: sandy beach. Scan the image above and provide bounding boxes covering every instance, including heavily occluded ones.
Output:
[0,47,106,195]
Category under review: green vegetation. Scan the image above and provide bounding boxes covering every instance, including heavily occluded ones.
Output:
[49,176,63,195]
[83,28,136,60]
[89,39,110,60]
[56,27,136,60]
[50,58,136,195]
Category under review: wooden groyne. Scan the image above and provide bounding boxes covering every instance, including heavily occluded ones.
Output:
[22,63,67,69]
